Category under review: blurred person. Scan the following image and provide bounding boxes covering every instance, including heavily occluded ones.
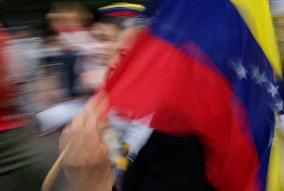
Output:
[91,2,145,68]
[47,2,93,51]
[0,25,69,191]
[5,27,43,112]
[34,33,83,109]
[90,17,122,67]
[57,4,147,191]
[79,17,121,94]
[53,46,78,98]
[47,2,95,97]
[0,25,43,191]
[80,15,128,94]
[80,4,145,94]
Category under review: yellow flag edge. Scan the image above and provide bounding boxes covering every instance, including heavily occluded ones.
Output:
[231,0,282,77]
[267,126,284,191]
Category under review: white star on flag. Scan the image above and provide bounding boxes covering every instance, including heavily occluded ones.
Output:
[267,83,279,98]
[236,64,247,79]
[252,66,267,85]
[232,61,248,80]
[276,100,284,112]
[252,66,261,79]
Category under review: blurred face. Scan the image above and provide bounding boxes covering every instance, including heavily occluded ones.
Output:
[91,23,121,66]
[47,3,92,30]
[109,26,142,69]
[48,11,82,33]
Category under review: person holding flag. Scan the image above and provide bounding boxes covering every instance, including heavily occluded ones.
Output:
[58,0,283,190]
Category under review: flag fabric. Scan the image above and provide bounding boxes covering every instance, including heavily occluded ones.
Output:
[104,0,283,190]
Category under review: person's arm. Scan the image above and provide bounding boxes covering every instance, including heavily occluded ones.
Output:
[59,92,114,191]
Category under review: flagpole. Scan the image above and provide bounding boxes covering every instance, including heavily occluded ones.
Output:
[41,143,70,191]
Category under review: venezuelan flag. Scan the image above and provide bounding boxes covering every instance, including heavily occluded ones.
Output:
[105,0,283,190]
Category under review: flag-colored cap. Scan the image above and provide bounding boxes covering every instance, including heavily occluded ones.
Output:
[98,3,145,17]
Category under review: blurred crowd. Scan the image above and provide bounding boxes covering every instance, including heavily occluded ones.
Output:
[0,2,144,190]
[1,3,137,112]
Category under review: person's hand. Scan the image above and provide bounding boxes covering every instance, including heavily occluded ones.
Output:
[59,93,114,191]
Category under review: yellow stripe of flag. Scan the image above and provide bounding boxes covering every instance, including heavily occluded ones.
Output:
[231,0,282,77]
[267,120,284,191]
[99,3,145,12]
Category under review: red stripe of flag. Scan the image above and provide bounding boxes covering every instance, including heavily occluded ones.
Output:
[103,11,139,17]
